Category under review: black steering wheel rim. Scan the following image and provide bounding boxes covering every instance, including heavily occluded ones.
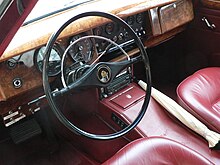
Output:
[43,11,151,140]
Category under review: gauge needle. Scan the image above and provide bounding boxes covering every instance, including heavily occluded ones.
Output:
[91,43,112,65]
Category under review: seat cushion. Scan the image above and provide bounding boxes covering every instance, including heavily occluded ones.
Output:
[177,67,220,132]
[102,137,213,165]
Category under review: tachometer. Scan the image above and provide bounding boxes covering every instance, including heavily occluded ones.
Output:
[68,34,93,63]
[105,23,114,34]
[34,44,62,76]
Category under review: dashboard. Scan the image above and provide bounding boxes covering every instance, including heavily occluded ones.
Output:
[0,0,194,127]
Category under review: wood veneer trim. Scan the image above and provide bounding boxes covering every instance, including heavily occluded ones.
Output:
[201,0,220,10]
[0,85,6,101]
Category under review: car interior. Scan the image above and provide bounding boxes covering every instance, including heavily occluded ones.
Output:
[0,0,220,164]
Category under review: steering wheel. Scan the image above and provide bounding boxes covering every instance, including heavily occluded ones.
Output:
[43,11,151,140]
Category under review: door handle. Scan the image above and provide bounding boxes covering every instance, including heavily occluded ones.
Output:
[202,17,216,30]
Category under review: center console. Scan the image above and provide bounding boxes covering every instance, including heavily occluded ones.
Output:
[98,83,146,139]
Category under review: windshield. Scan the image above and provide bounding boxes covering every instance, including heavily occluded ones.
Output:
[24,0,94,25]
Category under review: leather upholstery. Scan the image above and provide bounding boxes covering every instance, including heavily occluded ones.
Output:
[177,67,220,133]
[103,137,213,165]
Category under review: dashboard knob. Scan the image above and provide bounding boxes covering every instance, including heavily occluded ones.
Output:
[12,78,22,89]
[118,33,124,40]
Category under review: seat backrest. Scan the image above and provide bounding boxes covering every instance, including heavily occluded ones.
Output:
[177,67,220,133]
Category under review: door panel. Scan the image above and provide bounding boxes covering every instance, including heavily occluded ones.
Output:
[183,3,220,75]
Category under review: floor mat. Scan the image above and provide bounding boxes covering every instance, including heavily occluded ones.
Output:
[0,135,98,165]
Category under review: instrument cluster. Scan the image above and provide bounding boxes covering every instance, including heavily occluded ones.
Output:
[93,12,148,53]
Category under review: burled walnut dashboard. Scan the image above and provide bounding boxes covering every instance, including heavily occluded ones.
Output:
[0,0,193,127]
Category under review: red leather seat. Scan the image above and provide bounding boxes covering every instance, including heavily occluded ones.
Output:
[103,137,213,165]
[177,67,220,133]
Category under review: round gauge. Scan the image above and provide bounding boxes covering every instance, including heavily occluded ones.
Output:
[34,44,62,76]
[105,23,114,34]
[93,27,103,36]
[127,16,134,25]
[136,13,144,24]
[68,35,93,63]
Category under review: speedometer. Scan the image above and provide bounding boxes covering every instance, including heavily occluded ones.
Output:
[68,34,93,63]
[34,44,62,76]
